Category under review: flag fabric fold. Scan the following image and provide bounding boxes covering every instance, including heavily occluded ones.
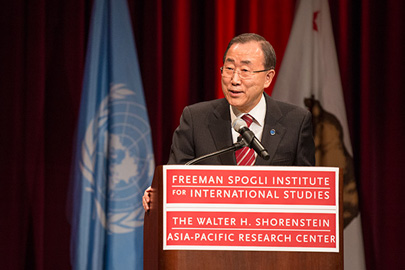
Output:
[69,0,154,269]
[272,0,365,269]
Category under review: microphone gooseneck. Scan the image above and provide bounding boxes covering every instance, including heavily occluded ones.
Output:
[232,119,270,160]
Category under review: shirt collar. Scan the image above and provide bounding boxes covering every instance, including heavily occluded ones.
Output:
[230,94,266,127]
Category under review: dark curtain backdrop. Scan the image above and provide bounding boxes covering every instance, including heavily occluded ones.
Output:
[1,0,404,269]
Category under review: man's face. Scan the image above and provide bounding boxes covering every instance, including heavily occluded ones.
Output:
[221,41,275,113]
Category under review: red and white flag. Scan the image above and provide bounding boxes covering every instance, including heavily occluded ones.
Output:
[272,0,365,269]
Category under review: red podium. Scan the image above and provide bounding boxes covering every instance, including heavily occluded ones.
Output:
[144,165,343,269]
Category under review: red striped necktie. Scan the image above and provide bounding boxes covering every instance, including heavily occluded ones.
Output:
[235,114,256,166]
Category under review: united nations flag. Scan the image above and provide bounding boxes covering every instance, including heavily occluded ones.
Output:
[69,0,154,269]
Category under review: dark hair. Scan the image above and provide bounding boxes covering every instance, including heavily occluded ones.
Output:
[223,33,276,70]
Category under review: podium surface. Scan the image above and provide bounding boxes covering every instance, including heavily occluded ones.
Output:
[144,165,343,269]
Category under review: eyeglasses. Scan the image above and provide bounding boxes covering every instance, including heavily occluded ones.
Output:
[220,66,271,80]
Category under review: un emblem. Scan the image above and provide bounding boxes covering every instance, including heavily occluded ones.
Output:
[80,84,154,234]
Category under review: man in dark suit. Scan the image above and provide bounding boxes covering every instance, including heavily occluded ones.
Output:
[143,33,315,210]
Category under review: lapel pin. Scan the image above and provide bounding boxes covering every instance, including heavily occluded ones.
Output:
[270,129,276,136]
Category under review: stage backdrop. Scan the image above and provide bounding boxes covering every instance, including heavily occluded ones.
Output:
[0,0,404,269]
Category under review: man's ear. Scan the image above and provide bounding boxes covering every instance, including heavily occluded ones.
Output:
[264,69,276,88]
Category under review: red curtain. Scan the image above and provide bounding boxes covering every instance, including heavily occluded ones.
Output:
[1,0,404,269]
[359,0,405,268]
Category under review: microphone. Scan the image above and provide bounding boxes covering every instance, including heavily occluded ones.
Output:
[232,119,270,160]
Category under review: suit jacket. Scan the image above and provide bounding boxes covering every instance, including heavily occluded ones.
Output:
[168,93,315,166]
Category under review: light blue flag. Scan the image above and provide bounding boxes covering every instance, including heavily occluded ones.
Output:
[70,0,154,269]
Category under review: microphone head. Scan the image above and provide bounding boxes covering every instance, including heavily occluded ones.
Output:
[232,118,248,133]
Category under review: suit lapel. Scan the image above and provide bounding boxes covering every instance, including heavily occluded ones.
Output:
[255,94,286,166]
[208,99,236,165]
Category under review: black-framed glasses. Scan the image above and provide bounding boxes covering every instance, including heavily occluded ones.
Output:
[220,66,271,79]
